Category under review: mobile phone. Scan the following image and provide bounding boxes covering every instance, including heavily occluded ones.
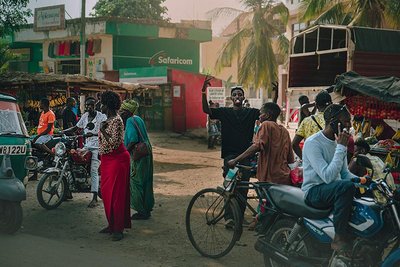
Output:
[330,119,339,135]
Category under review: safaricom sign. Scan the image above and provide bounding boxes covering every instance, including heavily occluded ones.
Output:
[150,51,193,66]
[158,56,193,65]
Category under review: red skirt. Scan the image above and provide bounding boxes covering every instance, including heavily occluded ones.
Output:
[100,144,131,232]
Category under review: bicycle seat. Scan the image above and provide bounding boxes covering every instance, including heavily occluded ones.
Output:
[268,185,331,219]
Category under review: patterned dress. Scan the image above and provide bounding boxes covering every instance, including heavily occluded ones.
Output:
[99,115,131,233]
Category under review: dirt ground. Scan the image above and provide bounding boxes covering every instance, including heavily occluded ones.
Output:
[0,132,263,267]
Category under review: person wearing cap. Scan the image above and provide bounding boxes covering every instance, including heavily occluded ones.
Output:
[120,99,154,221]
[292,90,332,159]
[201,77,259,221]
[62,96,107,206]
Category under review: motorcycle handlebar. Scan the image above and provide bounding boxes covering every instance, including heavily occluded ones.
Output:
[351,176,372,185]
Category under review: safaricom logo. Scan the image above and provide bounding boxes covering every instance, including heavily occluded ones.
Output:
[149,51,193,66]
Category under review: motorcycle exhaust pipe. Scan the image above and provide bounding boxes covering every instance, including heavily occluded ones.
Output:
[254,237,315,267]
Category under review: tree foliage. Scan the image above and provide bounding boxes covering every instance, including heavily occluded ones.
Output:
[0,0,32,38]
[0,41,17,73]
[211,0,289,92]
[91,0,169,21]
[301,0,400,29]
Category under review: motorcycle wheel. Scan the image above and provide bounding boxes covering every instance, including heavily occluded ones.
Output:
[263,218,317,267]
[36,172,67,210]
[0,200,23,234]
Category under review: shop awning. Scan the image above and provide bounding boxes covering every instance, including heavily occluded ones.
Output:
[0,72,159,93]
[334,71,400,104]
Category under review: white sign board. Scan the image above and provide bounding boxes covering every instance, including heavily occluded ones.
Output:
[173,86,181,98]
[34,5,65,31]
[87,58,105,79]
[207,87,225,107]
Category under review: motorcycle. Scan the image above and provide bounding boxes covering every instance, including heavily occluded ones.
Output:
[36,126,100,210]
[30,136,61,180]
[254,155,400,267]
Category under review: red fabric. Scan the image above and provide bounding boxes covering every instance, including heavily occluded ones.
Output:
[100,144,131,232]
[86,39,94,56]
[59,41,65,56]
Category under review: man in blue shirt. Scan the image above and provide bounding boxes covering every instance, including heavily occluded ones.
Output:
[302,104,357,253]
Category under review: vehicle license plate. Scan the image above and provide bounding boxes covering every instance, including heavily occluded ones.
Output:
[0,145,26,155]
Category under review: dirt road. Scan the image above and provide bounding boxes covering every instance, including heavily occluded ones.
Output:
[0,132,263,267]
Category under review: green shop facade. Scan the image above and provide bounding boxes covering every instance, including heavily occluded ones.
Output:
[8,17,212,131]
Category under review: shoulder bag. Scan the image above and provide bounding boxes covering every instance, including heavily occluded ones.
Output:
[131,118,150,161]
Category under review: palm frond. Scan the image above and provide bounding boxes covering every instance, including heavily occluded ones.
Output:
[214,27,252,73]
[277,34,289,57]
[206,7,244,20]
[300,0,333,22]
[270,3,289,26]
[313,2,347,25]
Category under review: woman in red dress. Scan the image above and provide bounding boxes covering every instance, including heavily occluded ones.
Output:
[98,91,131,241]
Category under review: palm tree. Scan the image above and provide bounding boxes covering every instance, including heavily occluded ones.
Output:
[209,0,289,98]
[301,0,400,29]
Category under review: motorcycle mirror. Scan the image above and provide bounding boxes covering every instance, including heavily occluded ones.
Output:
[86,122,95,130]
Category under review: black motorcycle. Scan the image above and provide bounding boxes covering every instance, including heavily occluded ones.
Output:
[36,124,100,210]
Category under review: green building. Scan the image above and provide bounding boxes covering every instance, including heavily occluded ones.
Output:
[8,17,211,76]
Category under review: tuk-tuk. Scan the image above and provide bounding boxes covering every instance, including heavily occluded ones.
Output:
[0,93,37,234]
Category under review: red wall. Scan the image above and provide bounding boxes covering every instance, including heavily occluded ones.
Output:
[169,69,222,129]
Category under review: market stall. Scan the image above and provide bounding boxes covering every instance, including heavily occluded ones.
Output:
[0,72,158,132]
[334,71,400,176]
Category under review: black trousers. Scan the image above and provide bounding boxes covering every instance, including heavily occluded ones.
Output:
[223,155,251,220]
[305,180,356,235]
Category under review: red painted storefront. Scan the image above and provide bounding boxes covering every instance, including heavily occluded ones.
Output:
[168,69,222,133]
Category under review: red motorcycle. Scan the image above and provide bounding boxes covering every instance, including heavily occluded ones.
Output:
[36,132,100,210]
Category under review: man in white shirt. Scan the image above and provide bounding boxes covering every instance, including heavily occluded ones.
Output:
[302,104,358,254]
[63,97,107,207]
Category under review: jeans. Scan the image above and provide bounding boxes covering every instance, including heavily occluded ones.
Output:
[223,155,251,220]
[305,180,356,235]
[87,147,100,193]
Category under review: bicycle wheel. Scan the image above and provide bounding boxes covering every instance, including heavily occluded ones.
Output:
[186,187,242,258]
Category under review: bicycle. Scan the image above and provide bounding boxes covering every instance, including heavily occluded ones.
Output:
[185,164,270,258]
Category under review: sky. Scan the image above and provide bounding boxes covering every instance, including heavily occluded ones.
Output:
[27,0,245,35]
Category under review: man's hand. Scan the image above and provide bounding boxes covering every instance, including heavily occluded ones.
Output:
[32,135,39,144]
[202,75,213,93]
[227,159,237,169]
[335,124,350,146]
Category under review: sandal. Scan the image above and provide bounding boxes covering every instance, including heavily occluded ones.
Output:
[88,199,98,208]
[99,227,111,234]
[112,232,124,241]
[131,212,151,220]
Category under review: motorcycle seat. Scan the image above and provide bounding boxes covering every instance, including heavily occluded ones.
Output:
[268,185,331,219]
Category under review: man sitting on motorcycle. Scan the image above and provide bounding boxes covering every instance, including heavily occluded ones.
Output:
[32,98,56,155]
[302,104,358,254]
[62,97,107,207]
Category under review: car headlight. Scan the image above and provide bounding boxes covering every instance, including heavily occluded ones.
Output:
[55,142,66,156]
[24,156,38,170]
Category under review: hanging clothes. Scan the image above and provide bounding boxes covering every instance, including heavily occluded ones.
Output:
[53,42,59,56]
[64,40,71,56]
[93,39,102,54]
[86,39,94,56]
[48,42,54,58]
[58,41,65,56]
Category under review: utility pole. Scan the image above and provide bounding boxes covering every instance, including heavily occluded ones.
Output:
[80,0,86,75]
